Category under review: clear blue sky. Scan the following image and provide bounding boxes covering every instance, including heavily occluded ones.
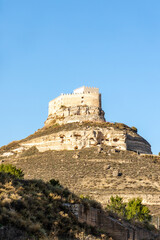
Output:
[0,0,160,154]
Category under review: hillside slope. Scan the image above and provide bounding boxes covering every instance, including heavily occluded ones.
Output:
[0,172,113,240]
[0,122,159,221]
[1,143,160,216]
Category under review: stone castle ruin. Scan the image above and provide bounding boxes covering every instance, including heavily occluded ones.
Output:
[45,86,105,125]
[43,86,151,154]
[1,86,152,156]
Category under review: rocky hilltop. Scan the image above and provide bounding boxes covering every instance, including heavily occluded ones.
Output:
[1,86,150,156]
[45,105,105,125]
[1,86,159,226]
[0,122,152,156]
[45,86,106,125]
[44,86,152,154]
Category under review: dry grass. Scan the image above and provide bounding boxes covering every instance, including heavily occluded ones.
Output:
[4,146,160,214]
[0,141,20,154]
[0,172,111,240]
[20,146,39,157]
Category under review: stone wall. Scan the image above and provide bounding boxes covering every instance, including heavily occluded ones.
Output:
[48,92,101,115]
[77,205,160,240]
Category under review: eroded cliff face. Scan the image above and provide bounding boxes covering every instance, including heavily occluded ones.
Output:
[3,124,151,155]
[125,130,152,154]
[19,127,126,152]
[126,133,152,154]
[40,104,152,154]
[45,106,105,126]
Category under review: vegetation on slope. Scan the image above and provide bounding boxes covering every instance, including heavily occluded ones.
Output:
[0,164,24,179]
[2,144,159,227]
[107,195,152,223]
[0,170,110,240]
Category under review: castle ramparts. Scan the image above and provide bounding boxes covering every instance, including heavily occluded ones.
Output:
[45,86,105,125]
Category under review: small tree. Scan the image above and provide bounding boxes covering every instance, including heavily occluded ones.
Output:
[0,164,24,179]
[107,196,152,224]
[107,195,126,217]
[126,198,151,223]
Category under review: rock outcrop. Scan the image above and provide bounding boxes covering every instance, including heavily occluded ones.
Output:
[41,86,152,154]
[3,124,151,155]
[0,86,152,156]
[126,133,152,153]
[45,105,105,126]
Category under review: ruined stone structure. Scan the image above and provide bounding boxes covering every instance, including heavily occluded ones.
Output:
[39,86,152,154]
[45,86,105,125]
[0,86,152,155]
[77,205,160,240]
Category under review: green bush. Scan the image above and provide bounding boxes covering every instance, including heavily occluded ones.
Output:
[107,196,151,223]
[126,198,151,223]
[0,164,24,179]
[107,195,126,217]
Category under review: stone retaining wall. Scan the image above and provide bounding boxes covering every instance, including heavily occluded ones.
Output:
[76,205,160,240]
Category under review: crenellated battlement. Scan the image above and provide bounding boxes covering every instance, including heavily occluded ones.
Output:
[46,86,105,125]
[48,86,102,116]
[60,92,98,96]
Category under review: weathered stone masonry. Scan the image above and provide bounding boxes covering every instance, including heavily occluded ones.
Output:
[45,86,105,125]
[0,86,152,155]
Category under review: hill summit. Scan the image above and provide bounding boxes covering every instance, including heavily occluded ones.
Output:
[1,86,152,156]
[1,86,160,230]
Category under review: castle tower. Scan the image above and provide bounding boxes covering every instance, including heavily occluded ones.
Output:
[45,86,105,125]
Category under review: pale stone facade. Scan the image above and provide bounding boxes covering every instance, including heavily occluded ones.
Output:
[46,86,105,125]
[48,86,101,115]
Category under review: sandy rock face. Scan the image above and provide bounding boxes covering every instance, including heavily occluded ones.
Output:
[45,106,105,126]
[18,126,151,154]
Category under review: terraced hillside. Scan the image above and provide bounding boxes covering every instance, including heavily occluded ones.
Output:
[1,144,160,218]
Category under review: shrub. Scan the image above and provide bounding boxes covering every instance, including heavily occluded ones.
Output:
[107,195,126,217]
[49,179,61,187]
[107,196,152,223]
[0,164,24,179]
[126,198,151,223]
